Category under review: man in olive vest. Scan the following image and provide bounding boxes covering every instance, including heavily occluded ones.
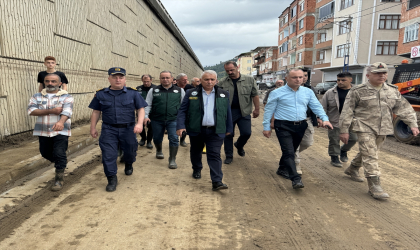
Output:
[136,74,156,149]
[176,70,233,191]
[144,71,185,169]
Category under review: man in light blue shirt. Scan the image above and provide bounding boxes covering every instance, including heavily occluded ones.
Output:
[263,68,332,189]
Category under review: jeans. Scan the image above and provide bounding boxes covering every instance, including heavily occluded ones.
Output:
[140,121,153,142]
[151,120,178,146]
[274,120,308,181]
[38,135,69,170]
[328,127,358,156]
[224,108,251,158]
[189,127,224,182]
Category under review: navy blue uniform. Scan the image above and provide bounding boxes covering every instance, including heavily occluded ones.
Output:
[89,86,147,176]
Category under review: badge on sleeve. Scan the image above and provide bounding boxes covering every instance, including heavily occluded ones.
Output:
[173,90,179,93]
[155,89,160,93]
[220,94,225,97]
[191,91,198,96]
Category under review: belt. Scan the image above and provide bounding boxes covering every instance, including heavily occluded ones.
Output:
[202,126,215,129]
[104,122,135,128]
[277,120,306,125]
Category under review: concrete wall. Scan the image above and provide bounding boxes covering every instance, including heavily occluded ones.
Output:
[0,0,203,140]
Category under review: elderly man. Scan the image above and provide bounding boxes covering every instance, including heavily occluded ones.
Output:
[28,73,74,191]
[89,67,147,192]
[136,74,156,149]
[340,62,419,199]
[144,71,185,169]
[175,73,193,146]
[263,68,332,189]
[176,70,233,190]
[191,77,201,88]
[218,61,259,164]
[320,72,357,168]
[263,79,284,106]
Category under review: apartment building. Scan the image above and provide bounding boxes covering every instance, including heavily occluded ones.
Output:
[314,0,403,84]
[397,0,420,62]
[252,46,278,83]
[277,0,323,85]
[236,52,254,76]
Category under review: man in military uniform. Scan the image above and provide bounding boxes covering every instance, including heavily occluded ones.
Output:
[176,70,233,190]
[89,67,147,192]
[136,74,156,149]
[218,61,259,164]
[340,62,419,199]
[144,71,185,169]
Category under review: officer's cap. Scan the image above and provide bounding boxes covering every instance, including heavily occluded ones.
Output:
[370,62,388,73]
[108,67,126,76]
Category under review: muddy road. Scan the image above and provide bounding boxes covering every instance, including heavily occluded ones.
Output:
[1,112,420,249]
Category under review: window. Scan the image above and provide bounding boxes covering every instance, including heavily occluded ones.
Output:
[247,67,251,71]
[404,23,419,43]
[298,53,302,61]
[247,60,251,63]
[280,19,284,27]
[319,2,335,20]
[408,0,420,9]
[341,0,354,10]
[381,0,401,2]
[291,23,296,33]
[299,36,303,45]
[280,33,283,40]
[280,41,288,53]
[379,15,400,29]
[284,27,289,37]
[320,33,326,42]
[337,44,350,58]
[299,19,304,29]
[291,5,297,17]
[284,14,289,23]
[376,41,398,55]
[339,20,352,35]
[290,54,296,64]
[320,50,325,60]
[300,2,305,11]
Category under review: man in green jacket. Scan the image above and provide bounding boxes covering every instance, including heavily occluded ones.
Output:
[218,61,260,164]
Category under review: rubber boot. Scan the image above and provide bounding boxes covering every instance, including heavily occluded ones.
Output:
[51,168,65,192]
[106,175,118,192]
[139,139,146,146]
[168,146,178,169]
[344,164,364,182]
[124,163,133,175]
[180,134,187,147]
[146,141,153,149]
[367,176,389,199]
[330,156,343,167]
[155,143,164,159]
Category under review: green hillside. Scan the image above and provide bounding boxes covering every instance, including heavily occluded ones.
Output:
[204,59,237,80]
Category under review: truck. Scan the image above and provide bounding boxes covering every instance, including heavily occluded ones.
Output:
[391,62,420,144]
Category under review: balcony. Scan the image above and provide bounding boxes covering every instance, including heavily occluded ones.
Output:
[314,60,331,68]
[315,39,332,50]
[254,52,266,60]
[316,16,334,29]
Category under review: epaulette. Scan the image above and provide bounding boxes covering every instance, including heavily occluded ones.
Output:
[387,83,398,89]
[96,88,106,92]
[352,84,366,90]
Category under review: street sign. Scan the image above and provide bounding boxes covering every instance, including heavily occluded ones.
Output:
[411,45,420,58]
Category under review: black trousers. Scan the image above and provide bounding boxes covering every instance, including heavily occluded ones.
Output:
[38,135,69,170]
[189,127,224,182]
[274,120,308,181]
[224,108,252,158]
[140,121,153,142]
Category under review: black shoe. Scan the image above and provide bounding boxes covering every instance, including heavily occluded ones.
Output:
[292,179,304,189]
[180,140,188,147]
[106,175,118,192]
[212,181,228,191]
[192,169,201,179]
[224,158,233,164]
[340,150,348,162]
[139,139,146,146]
[330,156,343,167]
[234,142,245,157]
[276,168,290,179]
[124,163,133,175]
[146,141,153,149]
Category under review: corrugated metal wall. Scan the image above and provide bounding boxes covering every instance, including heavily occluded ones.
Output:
[0,0,203,140]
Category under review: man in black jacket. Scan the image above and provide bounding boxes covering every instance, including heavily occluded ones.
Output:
[136,74,156,149]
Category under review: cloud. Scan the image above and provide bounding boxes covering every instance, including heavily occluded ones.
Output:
[160,0,289,66]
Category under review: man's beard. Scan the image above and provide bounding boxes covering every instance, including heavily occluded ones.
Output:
[46,85,59,91]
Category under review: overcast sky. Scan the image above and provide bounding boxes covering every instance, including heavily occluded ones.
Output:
[160,0,289,67]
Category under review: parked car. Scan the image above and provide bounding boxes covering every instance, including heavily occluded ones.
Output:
[314,82,336,94]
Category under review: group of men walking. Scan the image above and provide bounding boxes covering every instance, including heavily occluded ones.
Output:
[27,56,419,199]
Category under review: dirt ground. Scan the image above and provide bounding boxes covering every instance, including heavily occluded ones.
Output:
[1,111,420,249]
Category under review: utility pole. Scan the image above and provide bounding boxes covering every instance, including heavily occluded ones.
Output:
[343,16,352,72]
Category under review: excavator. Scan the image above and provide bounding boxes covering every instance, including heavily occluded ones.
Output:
[391,60,420,144]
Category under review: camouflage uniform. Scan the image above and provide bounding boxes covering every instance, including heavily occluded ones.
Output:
[339,67,417,178]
